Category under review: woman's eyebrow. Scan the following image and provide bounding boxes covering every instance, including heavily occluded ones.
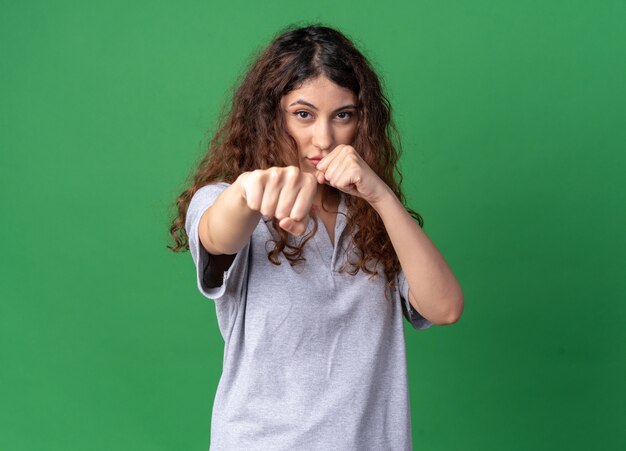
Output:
[288,99,357,112]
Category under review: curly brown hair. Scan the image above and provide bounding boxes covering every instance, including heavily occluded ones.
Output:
[168,23,424,302]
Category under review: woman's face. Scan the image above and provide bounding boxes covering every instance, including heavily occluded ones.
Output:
[280,75,358,180]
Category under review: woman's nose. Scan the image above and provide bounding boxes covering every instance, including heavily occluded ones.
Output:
[311,120,333,151]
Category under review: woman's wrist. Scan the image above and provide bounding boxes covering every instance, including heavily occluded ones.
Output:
[367,182,396,212]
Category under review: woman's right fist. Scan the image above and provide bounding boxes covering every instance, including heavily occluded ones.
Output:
[236,166,318,236]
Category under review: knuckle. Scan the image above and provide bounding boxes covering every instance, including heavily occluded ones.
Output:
[290,209,303,221]
[264,167,281,181]
[302,172,317,184]
[249,169,263,182]
[275,203,289,219]
[285,165,300,176]
[247,199,260,211]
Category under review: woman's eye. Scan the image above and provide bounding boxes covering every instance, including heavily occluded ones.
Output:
[292,111,353,120]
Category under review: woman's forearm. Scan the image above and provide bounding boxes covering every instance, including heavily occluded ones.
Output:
[371,187,464,325]
[198,176,262,255]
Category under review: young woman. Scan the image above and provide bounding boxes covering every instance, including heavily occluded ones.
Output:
[169,24,463,450]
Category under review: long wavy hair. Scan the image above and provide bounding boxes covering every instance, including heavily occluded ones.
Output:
[168,24,424,303]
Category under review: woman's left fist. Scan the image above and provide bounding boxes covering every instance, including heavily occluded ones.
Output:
[314,144,387,204]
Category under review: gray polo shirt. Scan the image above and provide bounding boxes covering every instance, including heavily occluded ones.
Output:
[185,182,432,451]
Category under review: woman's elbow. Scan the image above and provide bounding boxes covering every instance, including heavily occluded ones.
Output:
[439,295,464,325]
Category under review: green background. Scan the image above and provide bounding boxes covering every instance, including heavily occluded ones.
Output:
[1,0,624,450]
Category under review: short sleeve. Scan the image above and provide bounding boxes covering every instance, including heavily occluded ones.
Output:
[398,269,433,330]
[184,182,251,302]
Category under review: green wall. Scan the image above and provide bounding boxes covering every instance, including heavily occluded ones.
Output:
[1,1,624,450]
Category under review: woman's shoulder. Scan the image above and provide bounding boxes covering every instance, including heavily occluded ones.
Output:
[195,180,231,194]
[189,181,231,208]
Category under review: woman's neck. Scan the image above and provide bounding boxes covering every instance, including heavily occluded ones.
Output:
[314,185,340,212]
